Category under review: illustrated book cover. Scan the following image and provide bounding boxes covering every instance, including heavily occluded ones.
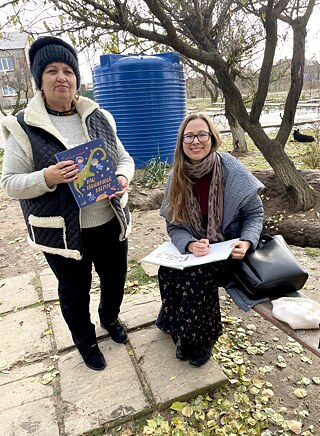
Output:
[55,138,121,209]
[141,238,239,270]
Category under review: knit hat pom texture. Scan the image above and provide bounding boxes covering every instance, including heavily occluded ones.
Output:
[29,36,80,90]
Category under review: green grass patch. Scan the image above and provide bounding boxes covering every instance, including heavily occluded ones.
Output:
[53,385,61,396]
[125,259,158,294]
[127,260,152,284]
[219,129,319,172]
[304,247,320,257]
[302,141,320,169]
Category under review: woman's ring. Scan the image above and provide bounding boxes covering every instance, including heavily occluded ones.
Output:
[60,170,67,176]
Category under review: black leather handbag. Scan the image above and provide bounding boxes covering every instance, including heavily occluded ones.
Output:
[232,234,309,299]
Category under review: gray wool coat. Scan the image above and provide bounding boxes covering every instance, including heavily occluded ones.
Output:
[160,152,265,254]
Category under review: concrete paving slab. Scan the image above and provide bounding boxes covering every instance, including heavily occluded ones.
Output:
[0,306,52,370]
[0,271,229,435]
[59,340,151,435]
[141,262,159,277]
[0,361,50,386]
[49,302,75,352]
[130,326,229,409]
[39,268,58,302]
[49,293,103,351]
[0,272,38,314]
[0,400,59,436]
[0,369,55,410]
[40,266,160,332]
[120,290,161,330]
[0,370,59,436]
[49,290,161,352]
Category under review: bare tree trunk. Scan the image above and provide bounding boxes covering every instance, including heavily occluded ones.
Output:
[213,61,315,211]
[268,153,314,211]
[202,77,218,105]
[225,106,248,152]
[248,124,315,211]
[210,2,316,210]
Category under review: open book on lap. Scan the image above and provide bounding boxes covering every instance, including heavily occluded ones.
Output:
[141,238,239,270]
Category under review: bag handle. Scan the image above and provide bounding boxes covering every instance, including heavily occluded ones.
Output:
[260,234,274,242]
[257,234,274,249]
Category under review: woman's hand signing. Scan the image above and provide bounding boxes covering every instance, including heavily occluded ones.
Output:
[108,175,129,199]
[230,240,251,259]
[45,160,79,188]
[188,239,210,257]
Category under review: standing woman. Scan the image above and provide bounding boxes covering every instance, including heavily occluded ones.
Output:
[1,37,135,371]
[156,113,264,366]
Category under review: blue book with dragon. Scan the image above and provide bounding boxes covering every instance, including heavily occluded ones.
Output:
[55,138,121,209]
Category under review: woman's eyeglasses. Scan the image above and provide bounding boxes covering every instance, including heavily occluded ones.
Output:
[183,132,212,144]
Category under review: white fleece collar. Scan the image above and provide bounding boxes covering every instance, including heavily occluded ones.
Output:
[24,93,100,147]
[0,92,101,153]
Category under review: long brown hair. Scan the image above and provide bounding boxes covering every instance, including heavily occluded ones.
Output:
[167,113,221,223]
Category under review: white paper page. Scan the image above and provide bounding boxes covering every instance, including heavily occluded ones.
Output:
[141,241,189,270]
[141,238,239,270]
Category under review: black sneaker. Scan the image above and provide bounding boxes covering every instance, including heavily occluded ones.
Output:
[189,341,213,367]
[101,319,128,344]
[80,344,106,371]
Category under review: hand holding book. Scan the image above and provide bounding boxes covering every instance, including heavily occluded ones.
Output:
[108,175,128,199]
[44,159,79,188]
[55,138,121,208]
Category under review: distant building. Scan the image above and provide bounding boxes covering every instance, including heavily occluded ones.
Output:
[0,31,34,110]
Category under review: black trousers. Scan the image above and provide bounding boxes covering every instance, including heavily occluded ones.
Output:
[45,217,128,352]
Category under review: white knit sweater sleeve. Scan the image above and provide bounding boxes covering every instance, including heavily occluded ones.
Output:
[1,133,56,199]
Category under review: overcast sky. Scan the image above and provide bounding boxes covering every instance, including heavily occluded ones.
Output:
[1,2,319,84]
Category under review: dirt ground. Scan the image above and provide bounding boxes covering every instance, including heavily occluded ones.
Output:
[0,171,320,434]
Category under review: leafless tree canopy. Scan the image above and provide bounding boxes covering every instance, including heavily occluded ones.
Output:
[1,0,319,209]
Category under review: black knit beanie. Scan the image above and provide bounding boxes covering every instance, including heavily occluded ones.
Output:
[29,36,81,90]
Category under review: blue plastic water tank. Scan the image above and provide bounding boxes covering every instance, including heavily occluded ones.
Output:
[92,53,187,167]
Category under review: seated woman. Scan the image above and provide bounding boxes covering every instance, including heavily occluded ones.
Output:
[156,113,264,367]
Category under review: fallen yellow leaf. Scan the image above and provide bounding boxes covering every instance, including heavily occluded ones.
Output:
[287,419,302,434]
[294,388,307,399]
[181,405,193,417]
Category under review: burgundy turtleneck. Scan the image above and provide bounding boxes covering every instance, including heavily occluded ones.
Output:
[193,172,212,218]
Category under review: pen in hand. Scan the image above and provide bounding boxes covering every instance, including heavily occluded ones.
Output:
[189,239,210,257]
[199,238,210,248]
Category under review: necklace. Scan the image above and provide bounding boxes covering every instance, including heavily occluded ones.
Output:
[45,104,78,116]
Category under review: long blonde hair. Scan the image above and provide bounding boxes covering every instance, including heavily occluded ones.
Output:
[167,113,221,223]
